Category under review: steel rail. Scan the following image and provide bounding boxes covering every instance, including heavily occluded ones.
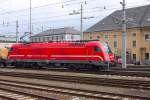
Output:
[0,71,150,90]
[0,79,148,100]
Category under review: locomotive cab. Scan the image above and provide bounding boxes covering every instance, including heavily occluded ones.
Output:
[101,42,115,66]
[87,41,114,68]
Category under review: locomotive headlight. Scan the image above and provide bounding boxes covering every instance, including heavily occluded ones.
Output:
[109,55,114,61]
[109,55,113,59]
[105,55,109,61]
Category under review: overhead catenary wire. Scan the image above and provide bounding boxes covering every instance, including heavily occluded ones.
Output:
[0,8,114,28]
[0,0,97,15]
[0,2,148,27]
[0,0,149,34]
[0,0,148,16]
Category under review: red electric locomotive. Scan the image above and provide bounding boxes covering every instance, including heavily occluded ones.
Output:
[7,40,115,70]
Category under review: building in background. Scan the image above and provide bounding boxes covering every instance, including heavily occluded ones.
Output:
[0,34,16,49]
[84,5,150,64]
[0,35,16,42]
[30,27,81,42]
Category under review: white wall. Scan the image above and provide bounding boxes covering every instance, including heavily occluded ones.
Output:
[65,34,72,41]
[0,36,16,42]
[65,34,80,41]
[72,35,80,40]
[0,43,15,49]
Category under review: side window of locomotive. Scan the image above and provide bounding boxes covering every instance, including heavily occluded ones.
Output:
[94,46,101,52]
[8,47,13,52]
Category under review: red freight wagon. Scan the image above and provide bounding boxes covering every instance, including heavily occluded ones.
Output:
[7,40,115,69]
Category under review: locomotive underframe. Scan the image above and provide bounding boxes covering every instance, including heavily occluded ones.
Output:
[7,59,110,69]
[0,58,7,67]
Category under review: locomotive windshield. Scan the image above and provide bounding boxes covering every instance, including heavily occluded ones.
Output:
[101,42,112,54]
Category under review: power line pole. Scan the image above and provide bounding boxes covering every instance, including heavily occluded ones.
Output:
[30,0,32,37]
[16,20,19,43]
[68,1,87,40]
[121,0,127,68]
[80,3,83,40]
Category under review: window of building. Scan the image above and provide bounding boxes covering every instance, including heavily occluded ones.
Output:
[38,37,40,42]
[56,36,59,41]
[145,53,149,60]
[104,34,108,39]
[113,41,117,48]
[48,37,51,41]
[113,34,117,39]
[132,40,136,47]
[61,35,64,40]
[133,54,136,60]
[32,38,34,42]
[35,38,38,42]
[44,37,47,42]
[144,34,149,41]
[132,33,136,37]
[71,35,74,40]
[97,36,100,39]
[90,36,92,39]
[34,38,36,42]
[31,38,33,42]
[47,37,49,41]
[40,37,43,42]
[43,37,45,42]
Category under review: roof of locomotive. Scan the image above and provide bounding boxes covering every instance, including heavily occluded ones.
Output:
[10,41,104,48]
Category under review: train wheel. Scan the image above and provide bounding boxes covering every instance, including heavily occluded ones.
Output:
[3,62,7,67]
[92,66,100,71]
[29,62,40,69]
[68,64,76,71]
[0,62,6,67]
[0,60,7,67]
[15,63,20,68]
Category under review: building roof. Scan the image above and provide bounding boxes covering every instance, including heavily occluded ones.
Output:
[85,4,150,32]
[32,27,80,37]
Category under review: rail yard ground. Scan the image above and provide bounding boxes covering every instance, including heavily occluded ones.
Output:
[0,66,150,100]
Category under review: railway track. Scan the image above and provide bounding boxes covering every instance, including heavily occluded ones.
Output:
[111,66,150,71]
[98,70,150,77]
[0,89,38,100]
[2,66,150,77]
[0,71,150,90]
[0,87,56,100]
[0,79,142,100]
[0,69,150,100]
[0,69,150,99]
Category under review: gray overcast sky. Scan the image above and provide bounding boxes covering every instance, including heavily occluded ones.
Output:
[0,0,149,36]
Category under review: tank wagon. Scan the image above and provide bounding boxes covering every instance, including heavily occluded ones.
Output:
[7,40,115,70]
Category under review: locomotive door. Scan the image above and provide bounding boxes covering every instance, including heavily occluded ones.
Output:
[86,46,94,61]
[93,46,103,61]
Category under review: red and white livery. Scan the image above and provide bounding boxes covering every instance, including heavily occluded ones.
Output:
[7,40,115,69]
